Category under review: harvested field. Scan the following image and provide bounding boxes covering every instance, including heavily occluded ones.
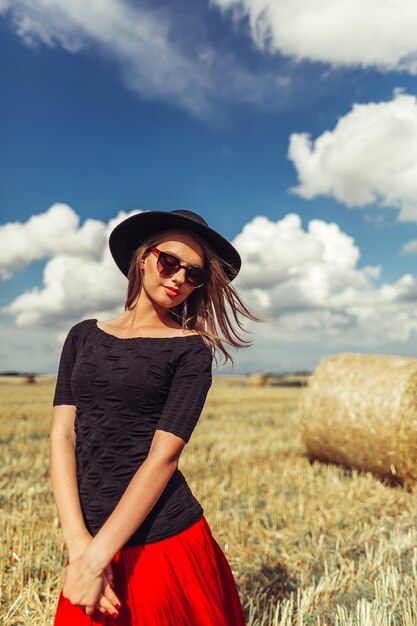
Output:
[2,374,417,625]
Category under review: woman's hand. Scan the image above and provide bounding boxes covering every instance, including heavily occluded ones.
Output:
[64,533,121,617]
[62,553,103,615]
[98,564,121,617]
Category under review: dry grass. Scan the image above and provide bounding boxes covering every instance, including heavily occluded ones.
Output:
[2,375,417,625]
[300,353,417,489]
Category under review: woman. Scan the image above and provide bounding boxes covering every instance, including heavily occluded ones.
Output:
[51,209,261,626]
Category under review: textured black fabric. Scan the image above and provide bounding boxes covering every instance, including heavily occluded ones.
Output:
[52,318,213,546]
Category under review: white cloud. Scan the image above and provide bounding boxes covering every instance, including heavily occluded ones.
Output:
[234,213,376,316]
[0,203,106,279]
[1,0,207,114]
[232,213,361,293]
[287,91,417,221]
[233,213,417,348]
[4,254,126,327]
[213,0,417,73]
[0,205,139,326]
[402,240,417,255]
[0,0,288,119]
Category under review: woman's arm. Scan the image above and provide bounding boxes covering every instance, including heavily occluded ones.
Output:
[50,405,121,616]
[49,405,90,553]
[61,430,185,615]
[85,429,185,567]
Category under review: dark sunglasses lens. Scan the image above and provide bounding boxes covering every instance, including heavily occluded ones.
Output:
[157,250,208,286]
[186,267,207,287]
[158,252,180,275]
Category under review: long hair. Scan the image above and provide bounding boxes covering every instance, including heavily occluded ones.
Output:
[124,228,266,366]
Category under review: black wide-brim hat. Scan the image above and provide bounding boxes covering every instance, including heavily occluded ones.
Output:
[109,209,241,282]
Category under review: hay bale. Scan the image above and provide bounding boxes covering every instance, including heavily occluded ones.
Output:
[245,373,269,387]
[300,353,417,489]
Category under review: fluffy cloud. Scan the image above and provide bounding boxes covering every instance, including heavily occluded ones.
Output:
[0,0,288,119]
[1,205,138,326]
[287,91,417,221]
[0,203,106,279]
[213,0,417,73]
[3,254,126,327]
[402,239,417,255]
[234,213,372,316]
[0,0,208,115]
[233,213,417,347]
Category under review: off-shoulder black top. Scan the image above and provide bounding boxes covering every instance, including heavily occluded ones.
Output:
[52,318,213,546]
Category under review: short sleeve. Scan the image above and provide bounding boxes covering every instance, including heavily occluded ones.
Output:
[155,339,213,443]
[52,325,78,406]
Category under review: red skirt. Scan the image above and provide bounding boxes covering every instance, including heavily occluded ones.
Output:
[53,515,246,626]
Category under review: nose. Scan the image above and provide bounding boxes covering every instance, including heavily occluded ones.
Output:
[170,268,186,284]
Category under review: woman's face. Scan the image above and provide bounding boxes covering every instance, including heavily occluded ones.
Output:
[140,231,206,309]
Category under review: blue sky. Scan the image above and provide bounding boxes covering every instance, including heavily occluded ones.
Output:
[2,0,417,374]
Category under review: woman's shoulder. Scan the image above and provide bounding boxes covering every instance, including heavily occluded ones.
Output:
[71,318,95,331]
[174,331,213,365]
[65,318,95,340]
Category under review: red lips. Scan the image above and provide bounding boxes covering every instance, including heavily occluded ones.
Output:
[163,286,180,296]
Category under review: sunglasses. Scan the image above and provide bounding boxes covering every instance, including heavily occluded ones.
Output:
[150,246,209,288]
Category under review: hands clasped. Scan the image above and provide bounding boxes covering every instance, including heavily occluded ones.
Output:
[63,539,121,618]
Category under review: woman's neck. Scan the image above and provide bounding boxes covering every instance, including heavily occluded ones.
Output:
[124,303,180,331]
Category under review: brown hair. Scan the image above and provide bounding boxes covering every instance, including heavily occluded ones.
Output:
[125,228,266,367]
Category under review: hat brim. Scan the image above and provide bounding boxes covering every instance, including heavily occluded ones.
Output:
[109,211,241,282]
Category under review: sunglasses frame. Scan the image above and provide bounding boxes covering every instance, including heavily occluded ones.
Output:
[150,246,209,288]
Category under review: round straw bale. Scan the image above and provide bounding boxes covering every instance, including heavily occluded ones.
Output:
[246,373,269,387]
[300,353,417,489]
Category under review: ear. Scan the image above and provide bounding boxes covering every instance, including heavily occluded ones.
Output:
[140,250,150,266]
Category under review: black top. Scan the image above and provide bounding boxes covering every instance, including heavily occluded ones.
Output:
[52,318,213,546]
